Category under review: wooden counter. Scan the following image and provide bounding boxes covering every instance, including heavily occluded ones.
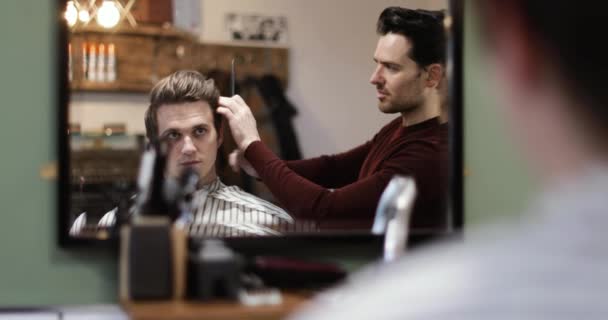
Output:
[122,292,311,320]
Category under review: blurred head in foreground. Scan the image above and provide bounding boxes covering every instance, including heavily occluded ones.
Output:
[475,0,608,183]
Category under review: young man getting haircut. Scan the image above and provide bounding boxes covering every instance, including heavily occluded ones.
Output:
[70,70,293,237]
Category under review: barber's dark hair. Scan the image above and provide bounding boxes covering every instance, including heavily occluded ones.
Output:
[476,0,608,132]
[145,70,221,142]
[377,7,446,67]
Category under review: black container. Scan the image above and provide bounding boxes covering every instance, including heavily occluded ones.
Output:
[187,241,242,301]
[128,224,173,300]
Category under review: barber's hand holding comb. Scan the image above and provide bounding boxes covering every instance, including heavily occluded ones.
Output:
[217,95,261,152]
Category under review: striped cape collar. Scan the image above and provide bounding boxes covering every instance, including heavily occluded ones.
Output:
[198,177,224,193]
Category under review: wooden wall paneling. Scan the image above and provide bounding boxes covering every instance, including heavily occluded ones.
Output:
[196,44,289,89]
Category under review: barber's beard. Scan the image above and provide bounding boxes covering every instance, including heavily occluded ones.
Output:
[400,100,424,115]
[382,95,424,115]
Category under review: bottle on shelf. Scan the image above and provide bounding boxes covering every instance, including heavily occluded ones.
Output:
[68,42,73,82]
[97,43,106,82]
[87,42,97,82]
[81,42,88,80]
[107,43,117,82]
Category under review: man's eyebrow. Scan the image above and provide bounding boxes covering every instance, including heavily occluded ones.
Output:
[374,57,401,66]
[374,58,403,69]
[159,128,178,137]
[160,122,210,135]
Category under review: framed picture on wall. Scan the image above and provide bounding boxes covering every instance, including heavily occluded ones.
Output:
[224,13,288,45]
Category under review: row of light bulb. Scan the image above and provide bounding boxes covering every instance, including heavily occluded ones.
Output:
[65,0,121,29]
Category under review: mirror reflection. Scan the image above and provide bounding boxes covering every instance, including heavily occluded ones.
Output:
[64,0,453,240]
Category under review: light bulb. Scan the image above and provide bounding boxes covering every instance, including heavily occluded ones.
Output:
[64,1,77,27]
[96,1,120,28]
[78,9,90,23]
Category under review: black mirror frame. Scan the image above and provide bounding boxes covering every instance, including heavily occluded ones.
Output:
[56,0,464,249]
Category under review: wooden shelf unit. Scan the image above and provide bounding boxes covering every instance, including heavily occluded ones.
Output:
[68,25,288,93]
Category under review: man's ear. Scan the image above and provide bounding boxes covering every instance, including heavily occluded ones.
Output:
[425,64,444,88]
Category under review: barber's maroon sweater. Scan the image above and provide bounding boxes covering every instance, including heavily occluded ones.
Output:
[245,117,448,230]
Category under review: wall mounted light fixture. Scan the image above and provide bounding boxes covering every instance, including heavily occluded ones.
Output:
[64,0,137,29]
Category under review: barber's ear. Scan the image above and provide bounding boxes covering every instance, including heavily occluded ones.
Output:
[425,64,444,88]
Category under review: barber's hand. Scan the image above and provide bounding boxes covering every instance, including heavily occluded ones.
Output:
[217,95,261,152]
[229,149,260,179]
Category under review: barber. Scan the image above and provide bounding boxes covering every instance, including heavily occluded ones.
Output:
[217,7,449,230]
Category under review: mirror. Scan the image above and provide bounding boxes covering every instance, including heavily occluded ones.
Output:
[58,0,462,245]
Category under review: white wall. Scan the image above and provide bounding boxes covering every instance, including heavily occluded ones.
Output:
[70,0,447,156]
[70,92,148,134]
